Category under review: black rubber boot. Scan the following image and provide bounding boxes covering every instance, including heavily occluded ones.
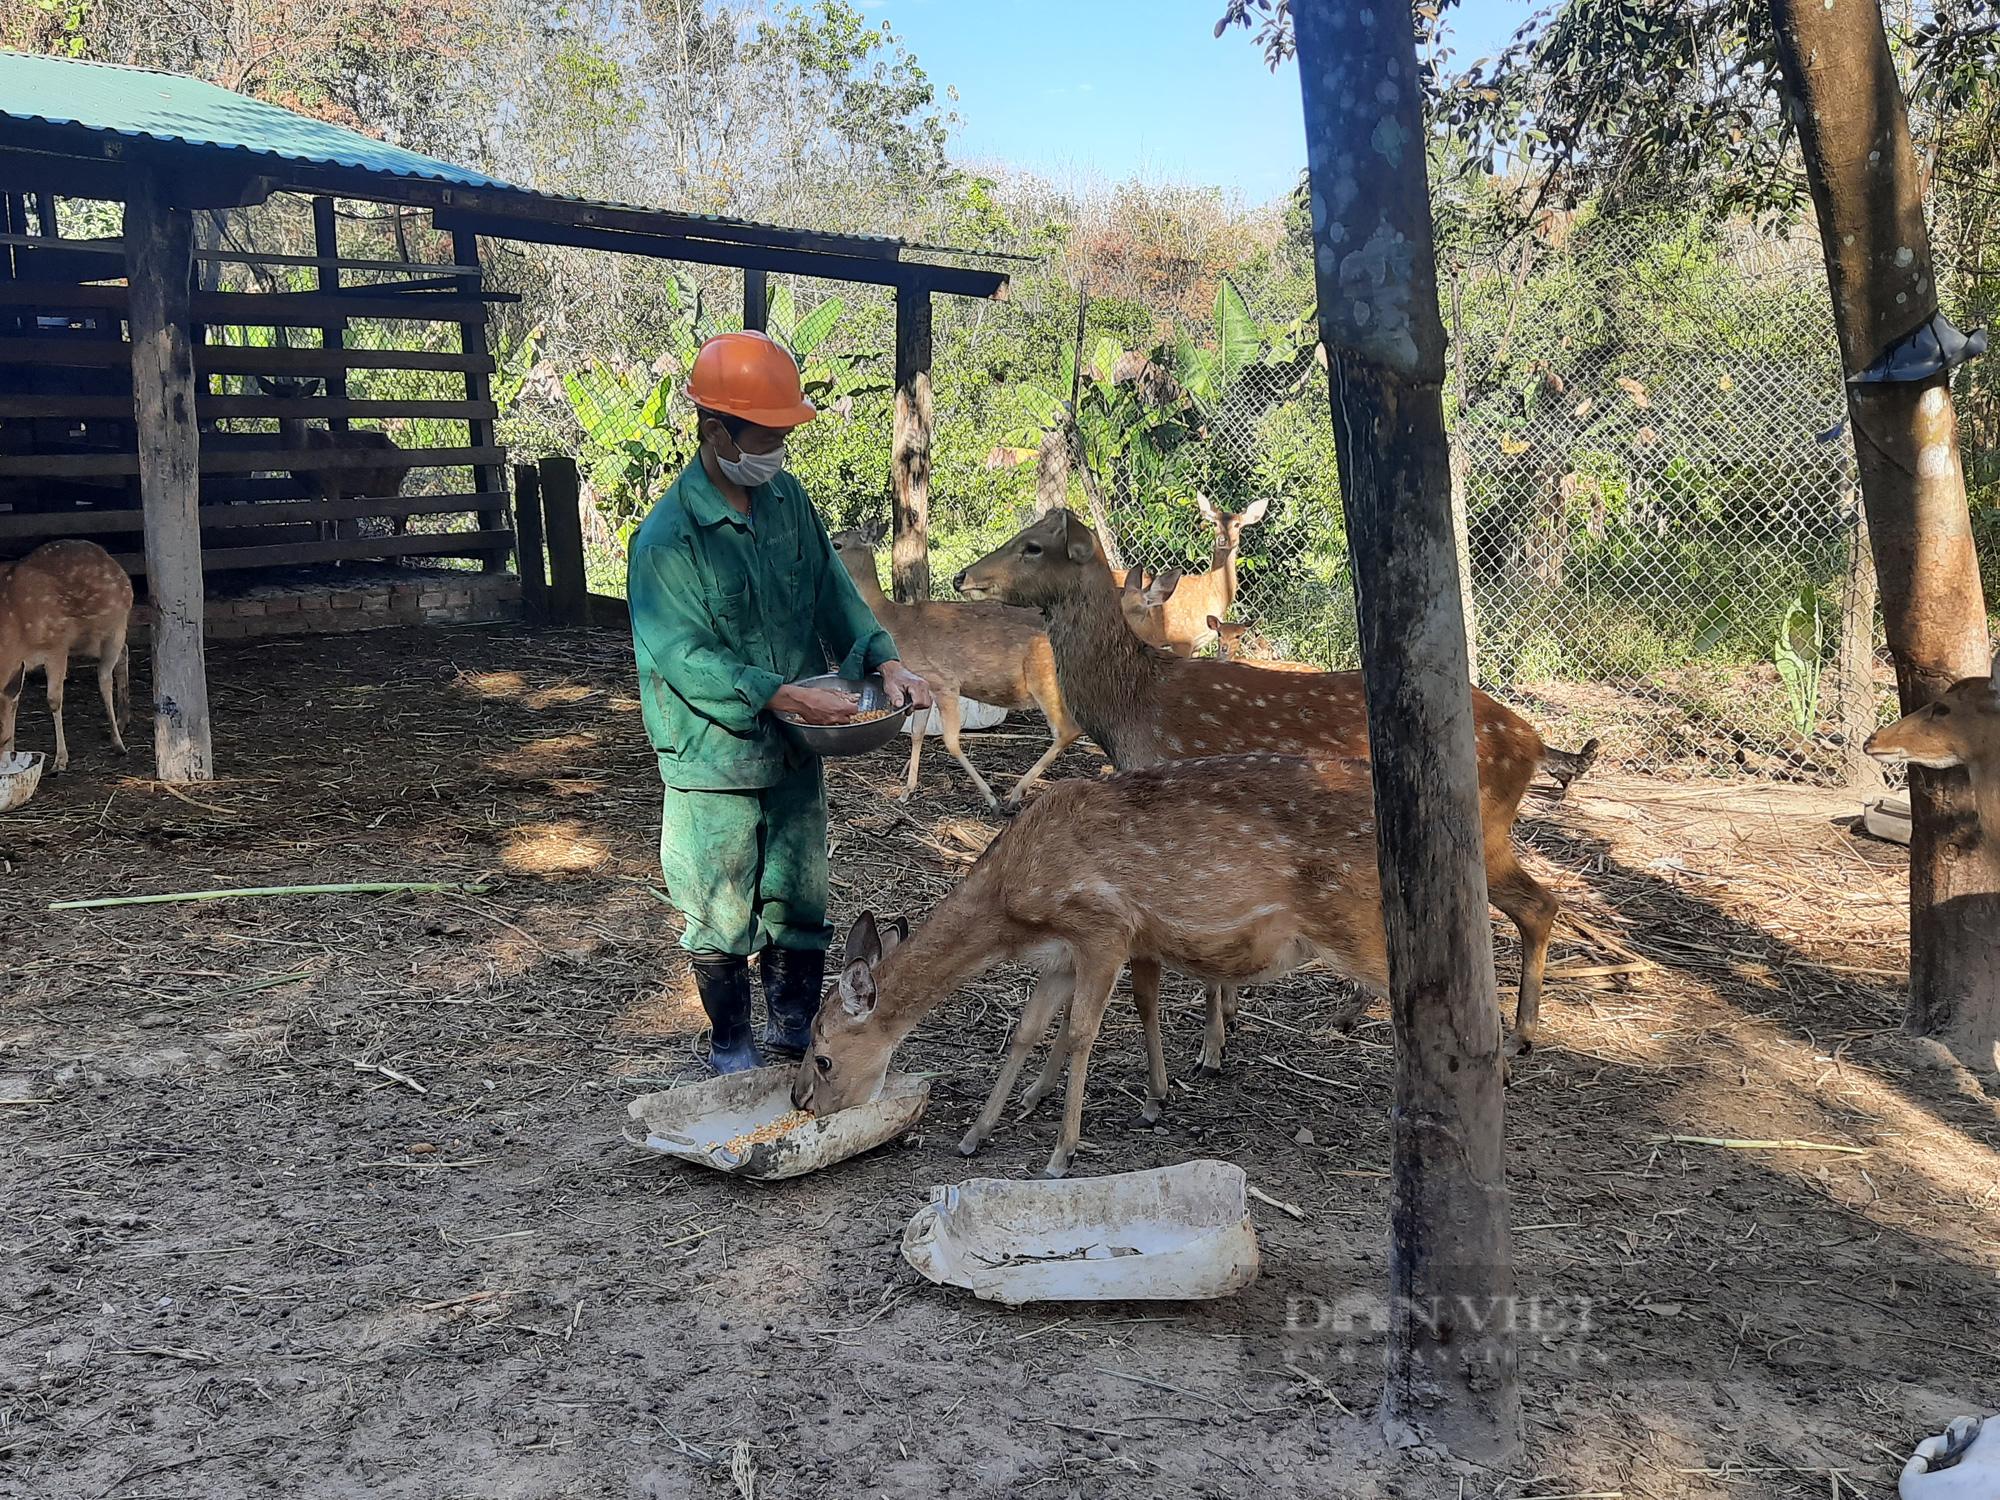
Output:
[760,946,825,1058]
[689,953,761,1075]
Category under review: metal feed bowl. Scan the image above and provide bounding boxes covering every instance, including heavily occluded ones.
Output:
[775,672,912,758]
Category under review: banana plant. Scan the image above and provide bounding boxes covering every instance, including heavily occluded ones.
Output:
[1773,584,1827,736]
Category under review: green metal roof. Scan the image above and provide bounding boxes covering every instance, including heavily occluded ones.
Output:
[0,50,518,192]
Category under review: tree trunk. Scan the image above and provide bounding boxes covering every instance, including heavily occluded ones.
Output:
[1447,270,1480,684]
[126,175,213,784]
[891,282,933,603]
[1294,0,1520,1459]
[1772,0,2000,1071]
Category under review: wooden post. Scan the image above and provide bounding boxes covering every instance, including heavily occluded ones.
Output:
[512,462,548,621]
[1771,0,2000,1064]
[1295,0,1519,1457]
[125,174,213,783]
[451,228,509,572]
[311,197,348,432]
[891,280,933,603]
[539,455,588,627]
[744,268,768,333]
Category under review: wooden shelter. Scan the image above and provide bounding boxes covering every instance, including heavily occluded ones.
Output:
[0,51,1009,782]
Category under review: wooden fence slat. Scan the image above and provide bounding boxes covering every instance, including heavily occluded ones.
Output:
[512,463,548,619]
[0,281,504,324]
[109,529,516,575]
[0,491,509,540]
[0,339,498,376]
[0,445,507,478]
[538,456,589,626]
[0,394,496,421]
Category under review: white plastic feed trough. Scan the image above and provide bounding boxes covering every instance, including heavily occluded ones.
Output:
[904,697,1006,737]
[902,1159,1260,1305]
[625,1065,930,1181]
[0,751,46,814]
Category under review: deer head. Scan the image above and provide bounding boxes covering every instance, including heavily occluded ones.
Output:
[1865,648,2000,770]
[955,509,1104,610]
[793,910,909,1114]
[1196,494,1271,558]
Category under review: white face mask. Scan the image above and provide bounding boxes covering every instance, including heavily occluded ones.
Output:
[716,440,786,488]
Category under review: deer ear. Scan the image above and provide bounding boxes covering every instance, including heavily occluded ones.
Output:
[1152,568,1182,601]
[1238,498,1270,525]
[838,960,878,1020]
[879,915,910,957]
[844,911,882,967]
[866,518,888,546]
[1988,647,2000,695]
[1060,512,1097,565]
[1196,493,1220,523]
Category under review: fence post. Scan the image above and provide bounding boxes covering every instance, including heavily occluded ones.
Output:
[744,269,768,333]
[512,462,548,622]
[1838,490,1887,791]
[891,278,933,602]
[540,455,589,627]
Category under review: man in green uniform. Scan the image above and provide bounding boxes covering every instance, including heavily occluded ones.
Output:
[628,331,932,1073]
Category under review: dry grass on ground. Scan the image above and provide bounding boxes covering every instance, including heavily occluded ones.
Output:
[2,623,1994,1499]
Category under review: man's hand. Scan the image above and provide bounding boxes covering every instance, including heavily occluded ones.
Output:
[770,682,861,725]
[879,660,934,711]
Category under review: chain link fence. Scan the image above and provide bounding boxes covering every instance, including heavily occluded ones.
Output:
[513,199,2000,788]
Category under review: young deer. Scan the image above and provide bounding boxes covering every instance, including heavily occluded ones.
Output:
[793,754,1390,1178]
[256,376,409,539]
[1210,616,1318,671]
[830,524,1082,808]
[0,539,133,772]
[1866,649,2000,832]
[957,508,1592,1057]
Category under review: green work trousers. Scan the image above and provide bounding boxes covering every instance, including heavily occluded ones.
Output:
[658,758,831,958]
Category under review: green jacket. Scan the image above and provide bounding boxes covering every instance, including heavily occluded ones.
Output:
[628,457,897,790]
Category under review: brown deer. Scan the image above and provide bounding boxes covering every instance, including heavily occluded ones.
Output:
[956,508,1595,1057]
[256,376,409,539]
[0,539,132,773]
[830,524,1082,808]
[1118,565,1189,655]
[1109,496,1268,655]
[1866,648,2000,833]
[1211,616,1317,671]
[794,753,1390,1177]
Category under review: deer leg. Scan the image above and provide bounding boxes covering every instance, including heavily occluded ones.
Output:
[1130,957,1168,1125]
[95,649,126,756]
[1196,983,1234,1077]
[936,691,999,810]
[44,649,69,773]
[1042,951,1122,1179]
[1487,841,1559,1055]
[1017,989,1075,1120]
[1006,695,1082,807]
[111,639,131,741]
[901,708,927,798]
[960,963,1073,1157]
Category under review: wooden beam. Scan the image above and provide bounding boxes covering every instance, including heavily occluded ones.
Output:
[0,491,509,540]
[538,456,588,626]
[108,529,514,575]
[0,394,497,421]
[311,197,348,435]
[890,284,934,603]
[512,463,548,620]
[431,209,1009,300]
[124,174,212,783]
[744,268,768,332]
[0,281,505,324]
[0,444,505,478]
[0,338,496,376]
[450,227,508,572]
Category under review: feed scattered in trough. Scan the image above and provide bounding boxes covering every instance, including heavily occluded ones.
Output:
[626,1065,929,1181]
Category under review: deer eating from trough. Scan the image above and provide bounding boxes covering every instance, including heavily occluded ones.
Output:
[256,376,410,540]
[793,753,1390,1178]
[0,539,133,772]
[829,524,1083,808]
[956,508,1597,1059]
[1866,648,2000,834]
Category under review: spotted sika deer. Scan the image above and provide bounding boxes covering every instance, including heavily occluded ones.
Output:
[256,375,409,539]
[957,508,1595,1057]
[1866,648,2000,833]
[1109,496,1268,656]
[794,754,1389,1177]
[830,524,1082,807]
[1118,565,1188,655]
[0,539,133,772]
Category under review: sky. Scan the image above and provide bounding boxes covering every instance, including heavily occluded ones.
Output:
[866,0,1535,206]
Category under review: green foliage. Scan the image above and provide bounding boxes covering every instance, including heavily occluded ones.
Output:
[1772,585,1828,735]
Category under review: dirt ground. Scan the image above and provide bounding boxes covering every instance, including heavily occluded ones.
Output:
[3,621,1995,1500]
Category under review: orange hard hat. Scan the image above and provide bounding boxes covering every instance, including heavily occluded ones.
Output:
[685,331,817,429]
